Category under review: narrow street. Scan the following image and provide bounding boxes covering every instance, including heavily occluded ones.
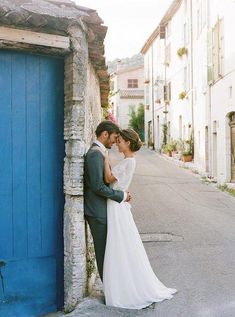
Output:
[70,146,235,317]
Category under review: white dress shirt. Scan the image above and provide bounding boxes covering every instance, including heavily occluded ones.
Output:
[94,140,107,154]
[93,140,127,202]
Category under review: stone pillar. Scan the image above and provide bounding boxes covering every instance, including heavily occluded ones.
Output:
[63,25,89,313]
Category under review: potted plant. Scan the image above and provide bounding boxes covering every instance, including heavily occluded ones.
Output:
[169,139,178,156]
[181,134,193,162]
[177,47,188,58]
[162,143,173,157]
[179,91,187,100]
[181,150,193,162]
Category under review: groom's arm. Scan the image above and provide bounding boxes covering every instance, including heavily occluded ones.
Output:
[85,151,124,203]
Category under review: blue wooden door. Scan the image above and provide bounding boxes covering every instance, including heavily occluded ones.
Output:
[0,51,64,317]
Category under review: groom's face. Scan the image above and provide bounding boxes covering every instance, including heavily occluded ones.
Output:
[105,132,119,149]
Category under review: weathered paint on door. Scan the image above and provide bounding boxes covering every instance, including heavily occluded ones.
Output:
[0,51,64,317]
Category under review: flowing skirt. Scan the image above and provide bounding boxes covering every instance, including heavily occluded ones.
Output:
[103,200,177,309]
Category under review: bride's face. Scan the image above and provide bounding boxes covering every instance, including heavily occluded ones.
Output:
[116,135,130,153]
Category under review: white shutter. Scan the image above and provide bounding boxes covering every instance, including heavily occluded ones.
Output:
[218,18,224,77]
[212,22,219,81]
[207,28,213,84]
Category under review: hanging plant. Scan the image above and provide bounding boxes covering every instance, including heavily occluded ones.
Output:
[179,91,187,100]
[177,47,188,57]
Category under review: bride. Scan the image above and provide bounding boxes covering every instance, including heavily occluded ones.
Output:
[102,128,177,309]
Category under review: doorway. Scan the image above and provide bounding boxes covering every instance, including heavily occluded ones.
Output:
[0,50,64,317]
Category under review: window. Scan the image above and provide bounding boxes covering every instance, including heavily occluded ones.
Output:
[168,82,171,101]
[184,66,189,91]
[197,9,200,37]
[184,0,187,13]
[116,106,119,117]
[196,2,204,38]
[128,79,138,88]
[202,0,207,26]
[128,105,135,115]
[163,83,171,102]
[160,24,166,39]
[166,20,171,38]
[183,22,189,46]
[165,43,171,65]
[145,85,150,106]
[212,18,224,81]
[110,80,114,91]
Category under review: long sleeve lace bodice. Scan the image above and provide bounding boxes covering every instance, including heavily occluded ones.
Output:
[111,158,136,191]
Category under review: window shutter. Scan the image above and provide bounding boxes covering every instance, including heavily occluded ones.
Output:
[207,28,213,84]
[145,85,150,105]
[160,25,165,39]
[168,82,171,101]
[165,44,171,65]
[218,18,224,77]
[164,85,169,101]
[212,21,219,81]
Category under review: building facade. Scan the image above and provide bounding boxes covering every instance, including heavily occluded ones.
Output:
[141,0,235,185]
[207,0,235,183]
[141,0,192,151]
[110,65,144,129]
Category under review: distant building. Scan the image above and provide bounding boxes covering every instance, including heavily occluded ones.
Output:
[110,64,144,129]
[141,0,191,150]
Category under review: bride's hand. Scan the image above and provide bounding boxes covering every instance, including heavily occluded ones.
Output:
[125,191,132,202]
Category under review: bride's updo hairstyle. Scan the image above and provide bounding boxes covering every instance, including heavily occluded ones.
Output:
[120,128,142,152]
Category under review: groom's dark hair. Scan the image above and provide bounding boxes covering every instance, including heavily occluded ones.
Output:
[95,120,120,137]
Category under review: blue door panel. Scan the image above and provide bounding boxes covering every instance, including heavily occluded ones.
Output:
[0,51,64,317]
[25,56,42,259]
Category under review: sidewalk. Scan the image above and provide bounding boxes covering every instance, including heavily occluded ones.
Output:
[153,149,235,193]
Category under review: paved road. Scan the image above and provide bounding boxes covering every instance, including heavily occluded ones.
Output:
[69,146,235,317]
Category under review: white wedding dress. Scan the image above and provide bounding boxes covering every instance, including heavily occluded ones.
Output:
[103,158,177,309]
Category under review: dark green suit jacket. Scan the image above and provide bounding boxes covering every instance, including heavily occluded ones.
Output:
[84,143,124,219]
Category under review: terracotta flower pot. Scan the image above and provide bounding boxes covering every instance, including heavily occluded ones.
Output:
[181,154,193,162]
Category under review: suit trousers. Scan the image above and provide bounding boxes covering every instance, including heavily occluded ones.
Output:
[86,216,107,281]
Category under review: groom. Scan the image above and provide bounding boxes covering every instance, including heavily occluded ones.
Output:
[84,120,131,281]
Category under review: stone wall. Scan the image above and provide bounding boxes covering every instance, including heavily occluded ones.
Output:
[0,1,108,313]
[63,25,102,313]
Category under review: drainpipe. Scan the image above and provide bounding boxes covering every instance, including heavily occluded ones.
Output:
[163,33,168,141]
[190,0,195,157]
[151,45,155,150]
[207,0,212,177]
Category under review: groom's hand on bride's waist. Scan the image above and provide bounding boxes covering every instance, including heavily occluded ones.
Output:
[125,191,132,202]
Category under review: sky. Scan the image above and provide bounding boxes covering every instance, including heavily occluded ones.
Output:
[75,0,173,61]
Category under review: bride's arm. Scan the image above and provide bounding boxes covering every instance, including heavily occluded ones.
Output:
[104,157,117,184]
